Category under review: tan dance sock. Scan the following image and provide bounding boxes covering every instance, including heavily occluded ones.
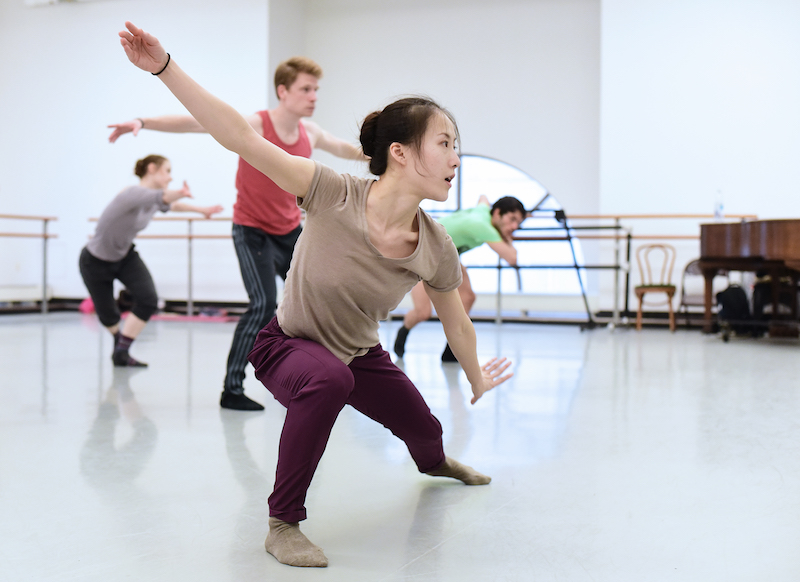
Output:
[426,456,492,485]
[265,517,328,568]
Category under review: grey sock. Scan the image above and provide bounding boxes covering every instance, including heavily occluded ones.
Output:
[426,456,491,485]
[265,517,328,568]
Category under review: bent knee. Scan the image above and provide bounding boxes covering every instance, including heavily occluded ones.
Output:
[315,364,355,401]
[408,304,432,324]
[131,295,158,322]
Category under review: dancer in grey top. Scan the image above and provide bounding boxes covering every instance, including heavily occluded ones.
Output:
[80,154,223,366]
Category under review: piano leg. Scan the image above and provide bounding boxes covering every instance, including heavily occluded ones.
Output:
[701,268,715,333]
[766,268,800,338]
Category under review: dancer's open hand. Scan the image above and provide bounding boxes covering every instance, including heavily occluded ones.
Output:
[176,180,192,200]
[119,22,168,75]
[470,357,513,404]
[201,205,224,219]
[107,120,140,143]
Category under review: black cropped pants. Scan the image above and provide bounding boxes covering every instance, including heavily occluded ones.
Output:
[79,245,158,327]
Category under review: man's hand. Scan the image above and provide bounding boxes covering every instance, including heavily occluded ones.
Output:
[107,120,141,143]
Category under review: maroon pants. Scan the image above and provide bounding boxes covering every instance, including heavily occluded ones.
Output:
[248,317,445,523]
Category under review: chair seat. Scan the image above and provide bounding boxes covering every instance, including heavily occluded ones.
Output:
[633,285,677,295]
[634,283,677,291]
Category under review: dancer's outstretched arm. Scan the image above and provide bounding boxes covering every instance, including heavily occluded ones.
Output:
[427,285,512,404]
[118,22,315,198]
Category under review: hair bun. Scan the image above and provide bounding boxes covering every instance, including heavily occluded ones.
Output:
[359,111,380,158]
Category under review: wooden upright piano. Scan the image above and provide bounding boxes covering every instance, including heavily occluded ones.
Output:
[699,219,800,334]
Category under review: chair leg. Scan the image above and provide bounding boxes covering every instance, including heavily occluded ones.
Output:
[636,293,644,331]
[667,293,676,332]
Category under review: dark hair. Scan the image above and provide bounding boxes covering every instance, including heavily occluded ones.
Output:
[274,56,322,98]
[134,155,167,178]
[491,196,526,218]
[359,96,459,176]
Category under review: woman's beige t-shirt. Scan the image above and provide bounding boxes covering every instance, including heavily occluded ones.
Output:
[276,162,462,364]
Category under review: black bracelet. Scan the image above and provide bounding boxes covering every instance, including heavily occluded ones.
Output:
[135,118,145,129]
[152,53,170,76]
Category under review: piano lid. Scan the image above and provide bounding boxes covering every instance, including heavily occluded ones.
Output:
[701,219,800,265]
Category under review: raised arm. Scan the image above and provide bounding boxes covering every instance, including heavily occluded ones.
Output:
[108,115,205,143]
[425,284,512,404]
[302,120,367,161]
[160,180,193,205]
[159,181,223,217]
[171,201,224,219]
[119,22,315,197]
[487,240,518,265]
[108,113,264,144]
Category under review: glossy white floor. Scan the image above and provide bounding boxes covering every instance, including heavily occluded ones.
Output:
[1,312,799,581]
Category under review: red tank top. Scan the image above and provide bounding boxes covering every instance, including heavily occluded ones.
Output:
[232,110,312,235]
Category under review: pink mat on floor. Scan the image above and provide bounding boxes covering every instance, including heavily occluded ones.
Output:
[149,313,239,322]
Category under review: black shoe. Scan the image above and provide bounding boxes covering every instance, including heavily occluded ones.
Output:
[220,391,265,411]
[394,326,410,358]
[441,343,457,363]
[112,349,148,367]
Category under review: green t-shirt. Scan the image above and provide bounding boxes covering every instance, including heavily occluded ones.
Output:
[438,204,502,255]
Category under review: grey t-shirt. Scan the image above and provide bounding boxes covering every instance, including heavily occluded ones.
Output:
[277,162,462,364]
[86,185,170,262]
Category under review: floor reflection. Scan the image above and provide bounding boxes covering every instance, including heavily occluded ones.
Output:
[218,408,273,576]
[79,367,162,564]
[80,367,157,491]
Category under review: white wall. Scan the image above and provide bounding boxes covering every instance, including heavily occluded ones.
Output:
[600,0,800,310]
[15,1,797,314]
[1,0,601,307]
[0,0,268,301]
[267,0,307,109]
[602,0,800,218]
[302,0,601,211]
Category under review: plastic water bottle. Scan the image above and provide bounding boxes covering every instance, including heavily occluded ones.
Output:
[714,190,724,221]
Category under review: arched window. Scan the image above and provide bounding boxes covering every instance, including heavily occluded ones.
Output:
[420,154,585,296]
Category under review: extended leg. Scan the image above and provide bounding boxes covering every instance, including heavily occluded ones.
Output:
[248,319,353,567]
[347,346,490,484]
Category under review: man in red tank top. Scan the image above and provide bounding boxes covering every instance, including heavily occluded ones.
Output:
[108,57,366,410]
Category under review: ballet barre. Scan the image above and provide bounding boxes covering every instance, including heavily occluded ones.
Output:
[87,213,762,324]
[0,214,58,314]
[89,215,231,316]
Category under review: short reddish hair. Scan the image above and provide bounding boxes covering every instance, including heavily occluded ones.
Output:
[274,57,322,98]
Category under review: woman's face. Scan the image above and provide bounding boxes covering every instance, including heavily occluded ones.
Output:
[410,113,461,202]
[149,160,173,190]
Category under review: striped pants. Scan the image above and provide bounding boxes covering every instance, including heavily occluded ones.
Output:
[223,223,301,394]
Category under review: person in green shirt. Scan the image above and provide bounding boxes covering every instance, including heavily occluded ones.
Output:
[394,195,526,361]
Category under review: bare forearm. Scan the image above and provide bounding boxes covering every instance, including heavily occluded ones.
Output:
[156,60,254,157]
[161,188,187,204]
[311,125,368,161]
[488,241,517,265]
[334,142,367,161]
[169,201,201,213]
[141,114,206,133]
[442,317,483,385]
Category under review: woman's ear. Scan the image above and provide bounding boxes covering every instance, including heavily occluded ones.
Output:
[147,162,158,175]
[389,142,406,166]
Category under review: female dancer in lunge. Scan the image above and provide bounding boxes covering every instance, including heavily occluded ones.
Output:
[119,21,512,567]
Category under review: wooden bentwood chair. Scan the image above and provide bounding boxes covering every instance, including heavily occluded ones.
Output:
[634,243,677,331]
